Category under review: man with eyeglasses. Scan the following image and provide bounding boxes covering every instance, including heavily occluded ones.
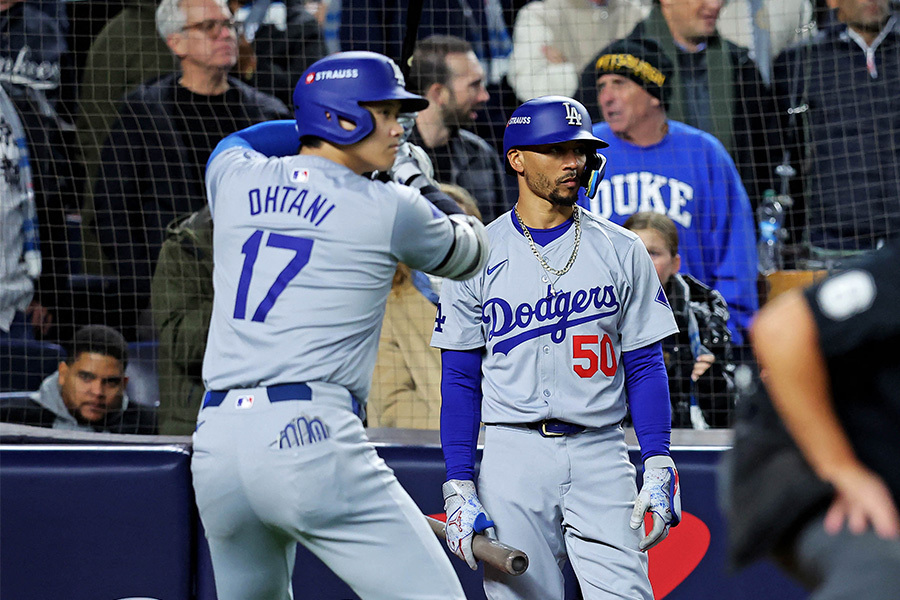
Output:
[91,0,289,341]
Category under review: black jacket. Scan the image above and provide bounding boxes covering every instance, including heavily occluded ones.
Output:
[663,273,736,428]
[725,368,833,568]
[409,125,511,224]
[772,15,900,252]
[92,73,288,333]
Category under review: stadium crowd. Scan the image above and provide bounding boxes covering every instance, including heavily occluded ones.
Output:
[1,0,898,429]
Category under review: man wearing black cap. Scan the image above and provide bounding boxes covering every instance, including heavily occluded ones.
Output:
[574,0,779,209]
[577,38,758,347]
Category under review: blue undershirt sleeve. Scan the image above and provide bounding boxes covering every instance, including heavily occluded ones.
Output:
[622,341,671,462]
[207,120,299,169]
[440,348,483,481]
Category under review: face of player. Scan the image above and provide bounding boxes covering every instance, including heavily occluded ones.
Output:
[58,352,127,424]
[511,141,588,207]
[660,0,724,43]
[633,228,681,285]
[170,0,238,72]
[597,74,660,139]
[827,0,890,31]
[440,51,490,129]
[342,100,404,174]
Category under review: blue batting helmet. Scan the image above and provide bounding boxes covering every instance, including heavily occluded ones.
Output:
[503,96,609,197]
[294,51,429,145]
[502,96,608,174]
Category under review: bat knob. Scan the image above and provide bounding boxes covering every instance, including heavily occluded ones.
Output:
[510,555,529,575]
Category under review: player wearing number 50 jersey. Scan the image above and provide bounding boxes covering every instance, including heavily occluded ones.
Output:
[192,51,487,600]
[432,96,682,599]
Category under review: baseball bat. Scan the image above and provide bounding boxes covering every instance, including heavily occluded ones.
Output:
[425,516,529,576]
[398,0,425,78]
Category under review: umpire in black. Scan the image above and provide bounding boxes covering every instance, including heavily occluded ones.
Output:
[725,240,900,598]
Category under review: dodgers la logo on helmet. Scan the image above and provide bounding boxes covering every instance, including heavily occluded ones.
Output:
[563,102,582,126]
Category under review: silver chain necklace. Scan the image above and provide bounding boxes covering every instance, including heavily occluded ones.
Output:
[513,205,581,279]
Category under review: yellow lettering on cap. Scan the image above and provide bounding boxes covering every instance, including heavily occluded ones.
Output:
[596,53,666,87]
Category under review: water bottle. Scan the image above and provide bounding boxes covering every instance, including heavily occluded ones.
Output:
[757,189,784,275]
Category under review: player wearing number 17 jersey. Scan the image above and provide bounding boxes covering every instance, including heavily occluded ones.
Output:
[432,96,682,599]
[192,52,487,600]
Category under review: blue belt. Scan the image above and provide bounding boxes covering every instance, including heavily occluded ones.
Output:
[202,382,361,417]
[491,419,586,438]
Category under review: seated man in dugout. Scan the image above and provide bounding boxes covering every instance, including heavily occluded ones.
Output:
[0,325,158,434]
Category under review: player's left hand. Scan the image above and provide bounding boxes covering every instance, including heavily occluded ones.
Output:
[389,142,435,187]
[397,112,417,144]
[442,479,495,569]
[630,455,681,551]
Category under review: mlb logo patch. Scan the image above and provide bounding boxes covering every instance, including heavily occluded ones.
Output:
[235,395,255,409]
[291,169,310,183]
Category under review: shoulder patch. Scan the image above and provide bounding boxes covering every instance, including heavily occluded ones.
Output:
[655,285,670,308]
[815,269,876,321]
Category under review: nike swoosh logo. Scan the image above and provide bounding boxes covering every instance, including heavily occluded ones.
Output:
[487,260,508,275]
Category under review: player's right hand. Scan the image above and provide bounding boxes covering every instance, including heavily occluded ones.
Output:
[24,249,42,279]
[389,141,435,187]
[630,455,681,551]
[442,479,494,569]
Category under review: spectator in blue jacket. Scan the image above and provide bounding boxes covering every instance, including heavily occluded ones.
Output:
[575,0,781,211]
[578,37,758,344]
[773,0,900,262]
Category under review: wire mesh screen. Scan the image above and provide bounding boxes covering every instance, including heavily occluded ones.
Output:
[1,0,898,433]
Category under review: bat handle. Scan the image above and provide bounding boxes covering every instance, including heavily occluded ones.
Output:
[424,516,529,576]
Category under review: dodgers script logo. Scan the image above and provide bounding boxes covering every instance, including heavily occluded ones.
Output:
[483,285,620,355]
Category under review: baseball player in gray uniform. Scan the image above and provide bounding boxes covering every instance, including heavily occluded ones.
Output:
[432,96,682,599]
[191,51,488,600]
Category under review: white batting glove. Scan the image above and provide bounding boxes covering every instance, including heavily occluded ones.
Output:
[397,112,417,144]
[630,455,681,551]
[389,141,435,187]
[24,249,42,279]
[442,479,495,570]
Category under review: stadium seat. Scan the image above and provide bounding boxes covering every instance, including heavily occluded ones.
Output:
[0,339,67,393]
[126,341,160,407]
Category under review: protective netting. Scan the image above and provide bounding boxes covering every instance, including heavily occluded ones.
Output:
[1,0,898,432]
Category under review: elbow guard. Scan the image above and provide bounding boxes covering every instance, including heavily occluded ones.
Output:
[430,214,489,281]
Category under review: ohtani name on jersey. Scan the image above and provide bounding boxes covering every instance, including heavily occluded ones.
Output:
[247,185,335,227]
[483,285,620,355]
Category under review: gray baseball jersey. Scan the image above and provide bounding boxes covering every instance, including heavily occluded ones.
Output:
[431,208,678,427]
[203,147,454,400]
[433,207,677,599]
[194,142,467,600]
